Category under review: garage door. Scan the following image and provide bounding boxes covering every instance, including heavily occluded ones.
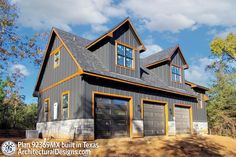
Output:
[143,102,166,136]
[175,106,191,134]
[95,96,129,138]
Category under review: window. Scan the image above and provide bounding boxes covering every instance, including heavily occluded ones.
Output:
[44,98,50,121]
[171,65,181,83]
[54,50,60,68]
[61,91,69,119]
[117,44,133,68]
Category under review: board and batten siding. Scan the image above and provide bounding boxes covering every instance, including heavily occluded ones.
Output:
[92,24,141,78]
[83,77,207,123]
[38,76,84,122]
[39,36,78,91]
[111,24,141,78]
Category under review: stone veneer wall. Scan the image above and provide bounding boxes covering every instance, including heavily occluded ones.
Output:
[37,119,208,140]
[36,119,94,140]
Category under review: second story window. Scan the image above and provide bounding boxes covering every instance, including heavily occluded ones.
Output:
[61,91,69,120]
[44,98,50,121]
[54,51,60,68]
[117,44,133,68]
[171,65,181,83]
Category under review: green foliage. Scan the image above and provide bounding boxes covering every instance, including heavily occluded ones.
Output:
[207,33,236,137]
[210,33,236,59]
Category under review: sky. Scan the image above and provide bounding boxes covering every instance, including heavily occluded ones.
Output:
[10,0,236,104]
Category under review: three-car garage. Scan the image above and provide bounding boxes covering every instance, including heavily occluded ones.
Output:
[93,92,192,139]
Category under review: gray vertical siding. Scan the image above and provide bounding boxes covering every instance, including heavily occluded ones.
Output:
[84,77,207,123]
[93,42,110,68]
[111,24,141,78]
[38,76,83,122]
[40,36,78,90]
[92,24,141,78]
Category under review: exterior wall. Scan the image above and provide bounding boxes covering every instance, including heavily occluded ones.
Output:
[148,50,194,91]
[37,119,94,140]
[83,76,208,137]
[92,24,141,78]
[149,63,170,82]
[40,36,78,90]
[169,50,185,89]
[38,76,84,122]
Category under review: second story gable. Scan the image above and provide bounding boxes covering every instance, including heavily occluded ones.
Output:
[87,18,146,78]
[141,46,190,90]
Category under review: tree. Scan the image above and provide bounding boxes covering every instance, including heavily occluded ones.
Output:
[0,0,47,75]
[0,0,46,129]
[207,33,236,137]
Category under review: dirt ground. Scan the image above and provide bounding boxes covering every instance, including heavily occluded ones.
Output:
[0,135,236,157]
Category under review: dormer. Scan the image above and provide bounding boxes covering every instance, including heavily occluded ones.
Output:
[86,18,146,78]
[142,45,189,89]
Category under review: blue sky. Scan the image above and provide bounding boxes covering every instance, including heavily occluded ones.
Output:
[11,0,236,104]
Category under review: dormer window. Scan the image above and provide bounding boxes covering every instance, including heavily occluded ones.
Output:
[116,43,134,69]
[171,65,181,83]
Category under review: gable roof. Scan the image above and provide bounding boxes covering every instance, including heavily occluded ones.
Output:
[141,45,189,69]
[33,23,197,98]
[86,17,146,52]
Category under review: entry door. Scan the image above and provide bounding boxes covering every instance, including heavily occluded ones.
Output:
[175,106,191,134]
[95,96,129,138]
[143,102,165,136]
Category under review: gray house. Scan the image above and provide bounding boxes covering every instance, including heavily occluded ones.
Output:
[33,18,209,140]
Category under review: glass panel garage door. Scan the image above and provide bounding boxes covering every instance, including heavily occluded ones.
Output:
[95,96,129,138]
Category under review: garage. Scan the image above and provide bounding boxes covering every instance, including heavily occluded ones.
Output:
[95,96,129,138]
[143,101,167,136]
[175,105,191,134]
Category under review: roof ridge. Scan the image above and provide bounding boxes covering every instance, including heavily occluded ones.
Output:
[53,27,92,43]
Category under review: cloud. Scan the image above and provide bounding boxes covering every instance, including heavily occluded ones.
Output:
[215,27,236,38]
[141,44,163,58]
[185,57,215,86]
[121,0,236,32]
[11,64,30,76]
[15,0,126,31]
[15,0,236,33]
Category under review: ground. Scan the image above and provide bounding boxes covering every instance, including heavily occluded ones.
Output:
[0,135,235,157]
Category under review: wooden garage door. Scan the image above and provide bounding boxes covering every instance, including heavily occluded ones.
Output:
[144,102,165,136]
[175,106,191,134]
[95,96,129,138]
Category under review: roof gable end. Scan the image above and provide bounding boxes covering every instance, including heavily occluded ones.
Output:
[86,17,146,52]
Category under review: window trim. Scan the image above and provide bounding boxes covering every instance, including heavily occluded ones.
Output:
[170,63,182,83]
[61,90,70,120]
[44,98,50,122]
[115,41,135,70]
[54,50,60,69]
